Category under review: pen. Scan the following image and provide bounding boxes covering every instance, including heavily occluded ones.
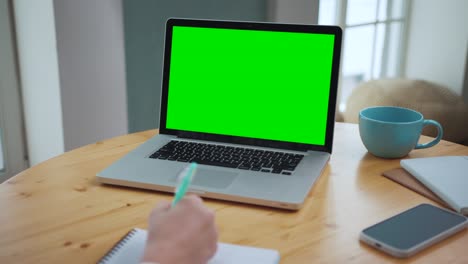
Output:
[172,162,197,207]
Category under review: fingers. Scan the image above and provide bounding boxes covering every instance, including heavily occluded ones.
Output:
[171,195,216,236]
[209,224,219,254]
[198,219,219,261]
[151,200,171,216]
[186,196,217,256]
[148,200,171,223]
[152,195,203,217]
[156,200,172,210]
[179,196,215,221]
[184,194,204,204]
[144,195,218,264]
[174,195,204,212]
[150,195,215,228]
[154,195,201,211]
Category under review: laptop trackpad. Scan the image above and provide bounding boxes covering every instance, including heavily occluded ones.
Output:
[190,168,238,189]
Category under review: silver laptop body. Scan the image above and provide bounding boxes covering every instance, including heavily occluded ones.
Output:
[97,18,342,210]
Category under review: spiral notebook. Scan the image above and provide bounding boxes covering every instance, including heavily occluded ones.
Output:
[97,228,280,264]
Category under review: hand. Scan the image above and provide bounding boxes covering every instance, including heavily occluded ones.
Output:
[141,195,218,264]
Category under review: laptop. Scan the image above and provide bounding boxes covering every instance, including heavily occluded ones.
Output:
[97,18,342,210]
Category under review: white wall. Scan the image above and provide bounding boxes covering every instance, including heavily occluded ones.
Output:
[54,0,128,151]
[405,0,468,95]
[14,0,65,166]
[272,0,319,24]
[14,0,128,166]
[13,0,318,165]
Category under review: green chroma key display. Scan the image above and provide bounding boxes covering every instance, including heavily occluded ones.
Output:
[166,26,335,146]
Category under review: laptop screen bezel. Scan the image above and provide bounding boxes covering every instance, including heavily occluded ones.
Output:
[159,18,341,153]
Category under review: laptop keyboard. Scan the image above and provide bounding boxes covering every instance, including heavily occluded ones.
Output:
[149,141,304,175]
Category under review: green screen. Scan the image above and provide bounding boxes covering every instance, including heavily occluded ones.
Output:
[166,26,335,145]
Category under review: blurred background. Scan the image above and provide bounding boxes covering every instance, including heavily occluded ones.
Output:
[1,0,467,181]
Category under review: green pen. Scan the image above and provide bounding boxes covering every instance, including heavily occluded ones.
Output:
[172,162,197,207]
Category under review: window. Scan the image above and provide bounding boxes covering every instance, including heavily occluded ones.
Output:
[319,0,409,112]
[0,0,28,181]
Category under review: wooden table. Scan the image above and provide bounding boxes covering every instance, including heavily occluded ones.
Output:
[1,123,467,263]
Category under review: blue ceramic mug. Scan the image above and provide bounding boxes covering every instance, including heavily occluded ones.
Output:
[359,106,443,158]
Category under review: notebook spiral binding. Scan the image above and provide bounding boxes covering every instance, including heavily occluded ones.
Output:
[97,229,139,264]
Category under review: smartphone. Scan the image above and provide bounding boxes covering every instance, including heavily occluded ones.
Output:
[360,204,468,258]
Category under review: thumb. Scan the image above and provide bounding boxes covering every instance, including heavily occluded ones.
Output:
[155,200,171,211]
[148,200,172,221]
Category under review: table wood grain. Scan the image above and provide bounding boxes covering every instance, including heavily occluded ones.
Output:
[1,123,467,263]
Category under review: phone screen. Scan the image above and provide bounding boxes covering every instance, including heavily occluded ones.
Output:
[362,204,467,250]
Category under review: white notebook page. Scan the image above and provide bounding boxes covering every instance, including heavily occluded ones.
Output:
[98,228,280,264]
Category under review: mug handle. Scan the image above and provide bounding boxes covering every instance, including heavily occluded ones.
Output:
[415,120,443,149]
